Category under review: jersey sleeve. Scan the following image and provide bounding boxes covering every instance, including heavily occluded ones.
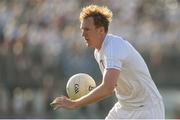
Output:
[104,39,129,71]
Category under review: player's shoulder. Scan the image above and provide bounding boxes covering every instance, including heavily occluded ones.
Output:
[103,34,130,58]
[106,34,127,45]
[104,34,129,49]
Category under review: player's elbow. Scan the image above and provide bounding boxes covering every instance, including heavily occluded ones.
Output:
[102,83,115,96]
[106,89,114,96]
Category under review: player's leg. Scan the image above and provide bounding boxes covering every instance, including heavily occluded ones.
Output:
[105,103,118,119]
[105,100,165,119]
[105,102,133,119]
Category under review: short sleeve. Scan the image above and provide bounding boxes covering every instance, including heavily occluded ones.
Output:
[103,38,128,71]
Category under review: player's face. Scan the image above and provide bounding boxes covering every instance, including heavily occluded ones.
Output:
[80,17,102,48]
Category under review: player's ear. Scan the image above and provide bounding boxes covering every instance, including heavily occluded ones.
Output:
[98,26,105,34]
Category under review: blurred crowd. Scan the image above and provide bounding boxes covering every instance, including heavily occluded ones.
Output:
[0,0,179,118]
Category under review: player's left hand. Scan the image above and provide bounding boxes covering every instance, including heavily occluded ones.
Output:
[50,96,76,110]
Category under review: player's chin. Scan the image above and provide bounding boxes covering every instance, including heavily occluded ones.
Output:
[86,42,91,47]
[85,42,94,48]
[84,41,89,46]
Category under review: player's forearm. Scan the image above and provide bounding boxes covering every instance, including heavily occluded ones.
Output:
[73,83,113,108]
[72,69,119,109]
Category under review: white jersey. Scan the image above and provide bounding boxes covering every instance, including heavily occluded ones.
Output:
[94,34,163,109]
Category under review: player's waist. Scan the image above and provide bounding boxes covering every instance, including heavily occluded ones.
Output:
[118,99,163,110]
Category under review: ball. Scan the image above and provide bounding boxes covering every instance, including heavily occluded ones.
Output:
[66,73,96,100]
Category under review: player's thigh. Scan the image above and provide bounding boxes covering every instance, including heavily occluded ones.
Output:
[105,102,165,119]
[105,103,134,119]
[106,107,157,119]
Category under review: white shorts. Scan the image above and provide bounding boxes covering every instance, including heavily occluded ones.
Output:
[105,100,165,119]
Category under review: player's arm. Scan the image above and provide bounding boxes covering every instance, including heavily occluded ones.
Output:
[50,68,120,110]
[72,68,120,108]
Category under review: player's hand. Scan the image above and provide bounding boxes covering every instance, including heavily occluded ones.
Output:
[50,96,76,110]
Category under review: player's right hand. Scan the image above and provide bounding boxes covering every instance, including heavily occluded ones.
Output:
[50,96,76,110]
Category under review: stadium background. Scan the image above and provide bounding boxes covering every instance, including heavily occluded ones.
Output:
[0,0,179,119]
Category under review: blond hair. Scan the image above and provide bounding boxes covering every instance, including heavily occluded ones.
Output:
[79,5,113,32]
